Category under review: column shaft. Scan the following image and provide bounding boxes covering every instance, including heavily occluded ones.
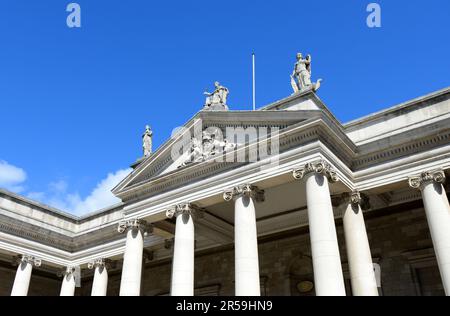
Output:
[91,266,108,296]
[60,273,76,296]
[234,195,260,296]
[421,181,450,295]
[119,228,144,296]
[343,201,378,296]
[171,213,195,296]
[11,261,33,296]
[305,173,346,296]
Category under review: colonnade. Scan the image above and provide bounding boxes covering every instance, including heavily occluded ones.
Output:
[9,162,450,296]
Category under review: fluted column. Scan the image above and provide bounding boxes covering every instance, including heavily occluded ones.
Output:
[10,255,41,296]
[409,170,450,295]
[341,192,378,296]
[167,204,202,296]
[60,266,77,296]
[118,219,152,296]
[224,184,264,296]
[293,160,346,296]
[88,258,110,296]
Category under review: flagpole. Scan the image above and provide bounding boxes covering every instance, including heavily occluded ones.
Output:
[252,53,256,111]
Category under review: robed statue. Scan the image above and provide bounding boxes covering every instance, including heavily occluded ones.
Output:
[291,53,322,93]
[143,125,153,157]
[203,82,229,111]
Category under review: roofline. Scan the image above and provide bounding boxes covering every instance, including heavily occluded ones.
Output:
[0,188,123,222]
[344,86,450,128]
[258,89,344,126]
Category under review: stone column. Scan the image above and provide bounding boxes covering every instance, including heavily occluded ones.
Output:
[118,219,152,296]
[409,170,450,295]
[10,255,41,296]
[167,203,201,296]
[60,266,77,296]
[341,192,378,296]
[293,160,346,296]
[88,258,110,296]
[224,184,265,296]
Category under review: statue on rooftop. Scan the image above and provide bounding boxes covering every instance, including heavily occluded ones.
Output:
[143,125,153,157]
[291,53,322,93]
[203,81,229,111]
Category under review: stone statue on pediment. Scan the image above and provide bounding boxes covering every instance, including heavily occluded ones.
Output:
[203,81,230,111]
[143,125,153,157]
[179,128,236,168]
[291,53,322,93]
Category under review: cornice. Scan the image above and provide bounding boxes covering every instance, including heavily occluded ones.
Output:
[116,116,355,203]
[353,123,450,170]
[127,116,312,188]
[112,110,323,195]
[0,229,165,267]
[0,213,129,253]
[344,86,450,129]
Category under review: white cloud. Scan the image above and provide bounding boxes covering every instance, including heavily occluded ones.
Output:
[69,169,131,215]
[49,180,68,193]
[1,159,131,216]
[0,160,27,193]
[27,191,46,201]
[27,169,132,216]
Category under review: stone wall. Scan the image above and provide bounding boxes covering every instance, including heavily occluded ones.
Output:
[0,266,15,295]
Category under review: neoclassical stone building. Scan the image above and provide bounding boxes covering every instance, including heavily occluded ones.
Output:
[0,78,449,296]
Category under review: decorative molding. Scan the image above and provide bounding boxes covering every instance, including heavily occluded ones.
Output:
[117,218,153,235]
[117,119,354,203]
[165,203,205,220]
[127,119,304,187]
[383,189,423,207]
[57,265,76,277]
[354,129,450,170]
[331,191,371,210]
[87,258,113,270]
[408,170,446,190]
[223,184,265,202]
[13,254,42,268]
[0,214,75,252]
[293,159,339,183]
[178,127,237,168]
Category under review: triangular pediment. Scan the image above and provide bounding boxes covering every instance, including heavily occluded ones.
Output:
[112,91,344,200]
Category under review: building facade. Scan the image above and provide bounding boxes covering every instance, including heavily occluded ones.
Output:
[0,81,449,296]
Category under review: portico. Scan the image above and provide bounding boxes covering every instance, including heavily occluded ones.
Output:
[0,72,449,296]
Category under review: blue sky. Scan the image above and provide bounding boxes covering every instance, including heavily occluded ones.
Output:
[0,0,449,215]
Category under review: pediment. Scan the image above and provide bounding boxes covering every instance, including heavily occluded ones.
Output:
[112,92,343,200]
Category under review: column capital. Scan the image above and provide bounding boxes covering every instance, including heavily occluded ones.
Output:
[118,218,153,235]
[408,169,446,190]
[57,266,78,278]
[332,191,371,210]
[166,203,205,220]
[88,258,113,270]
[293,159,339,183]
[14,255,41,268]
[223,184,265,202]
